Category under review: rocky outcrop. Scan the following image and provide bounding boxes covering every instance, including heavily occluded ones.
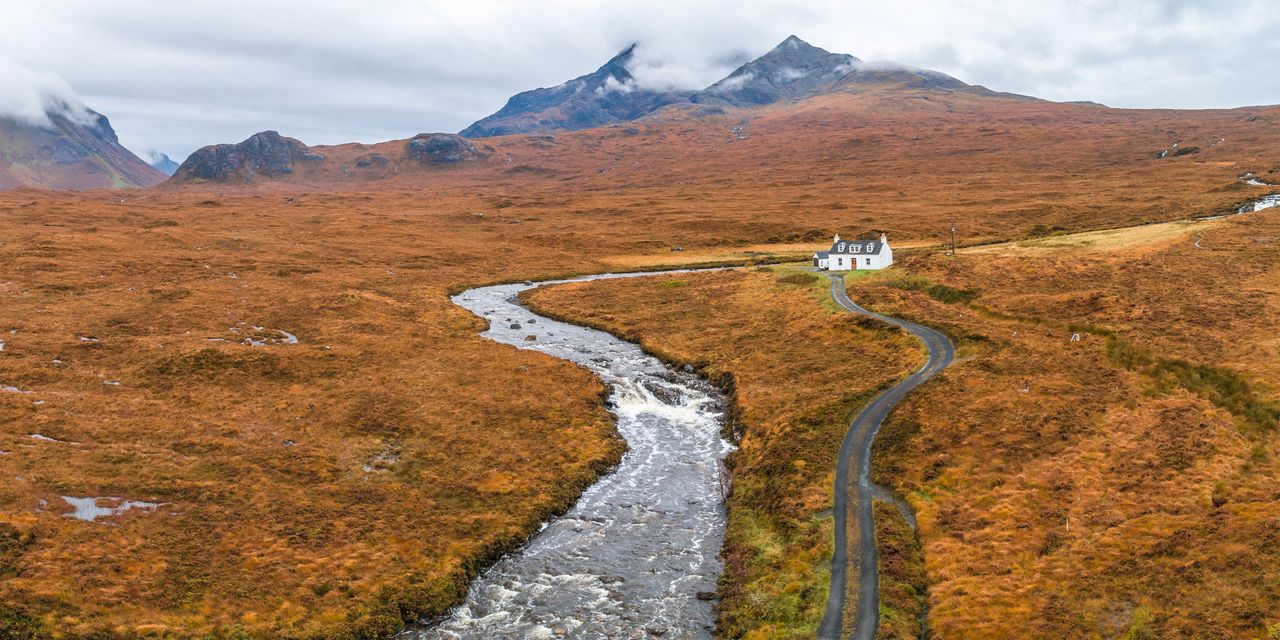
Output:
[354,153,390,168]
[171,131,324,183]
[406,133,483,163]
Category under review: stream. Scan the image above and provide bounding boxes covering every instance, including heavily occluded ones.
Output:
[402,271,732,640]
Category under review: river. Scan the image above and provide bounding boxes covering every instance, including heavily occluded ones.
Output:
[401,271,732,640]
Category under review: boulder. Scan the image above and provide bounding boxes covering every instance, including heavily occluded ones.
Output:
[406,133,483,164]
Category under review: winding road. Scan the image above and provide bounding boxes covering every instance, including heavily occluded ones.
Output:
[818,273,955,640]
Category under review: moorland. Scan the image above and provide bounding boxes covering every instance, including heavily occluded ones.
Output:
[1,84,1279,639]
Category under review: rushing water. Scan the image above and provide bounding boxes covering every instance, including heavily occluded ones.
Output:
[402,272,732,640]
[1241,193,1280,213]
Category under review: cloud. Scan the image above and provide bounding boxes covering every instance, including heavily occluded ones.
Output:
[0,58,96,127]
[0,0,1275,159]
[624,44,740,92]
[712,72,755,91]
[596,74,636,95]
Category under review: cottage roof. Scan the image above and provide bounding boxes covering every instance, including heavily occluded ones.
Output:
[813,251,830,258]
[830,237,886,255]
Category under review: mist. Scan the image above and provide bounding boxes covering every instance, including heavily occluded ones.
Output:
[0,58,96,128]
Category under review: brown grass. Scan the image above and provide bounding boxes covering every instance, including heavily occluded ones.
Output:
[532,255,1280,639]
[1,89,1279,637]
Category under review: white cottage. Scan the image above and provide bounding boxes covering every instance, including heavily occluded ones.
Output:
[813,233,893,271]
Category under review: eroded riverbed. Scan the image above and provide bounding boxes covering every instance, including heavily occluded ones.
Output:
[403,272,731,639]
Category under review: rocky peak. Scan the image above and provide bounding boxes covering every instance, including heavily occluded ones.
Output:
[694,36,862,107]
[598,43,638,78]
[459,43,691,138]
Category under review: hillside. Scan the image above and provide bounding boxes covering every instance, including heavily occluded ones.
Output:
[169,88,1280,245]
[0,103,167,190]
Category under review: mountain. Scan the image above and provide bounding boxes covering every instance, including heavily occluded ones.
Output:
[693,35,862,107]
[461,36,1024,138]
[0,102,167,190]
[146,150,180,176]
[168,35,1037,187]
[459,44,693,138]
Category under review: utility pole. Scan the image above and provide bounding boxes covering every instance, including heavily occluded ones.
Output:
[945,179,962,257]
[943,215,957,257]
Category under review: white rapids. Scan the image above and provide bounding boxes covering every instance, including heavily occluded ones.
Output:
[402,271,732,640]
[1240,193,1280,213]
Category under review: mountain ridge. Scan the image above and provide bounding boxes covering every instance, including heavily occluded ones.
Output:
[459,35,1017,138]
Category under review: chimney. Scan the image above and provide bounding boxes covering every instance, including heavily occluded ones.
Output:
[834,233,841,243]
[880,233,888,243]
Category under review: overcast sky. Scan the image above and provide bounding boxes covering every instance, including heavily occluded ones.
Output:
[1,0,1277,161]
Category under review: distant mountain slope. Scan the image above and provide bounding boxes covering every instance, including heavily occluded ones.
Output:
[0,102,167,190]
[460,44,693,138]
[146,150,180,176]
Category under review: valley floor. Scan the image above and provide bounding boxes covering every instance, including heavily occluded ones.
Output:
[1,94,1278,638]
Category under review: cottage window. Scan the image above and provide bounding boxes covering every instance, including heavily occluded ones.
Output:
[866,257,872,265]
[851,245,861,253]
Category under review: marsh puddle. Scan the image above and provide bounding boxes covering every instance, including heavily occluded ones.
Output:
[403,271,731,640]
[62,496,161,522]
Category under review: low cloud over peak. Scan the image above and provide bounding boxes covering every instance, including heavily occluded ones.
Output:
[0,58,96,128]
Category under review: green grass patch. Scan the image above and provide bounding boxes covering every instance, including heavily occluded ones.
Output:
[775,272,820,287]
[878,273,981,304]
[1120,607,1156,640]
[1102,334,1279,432]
